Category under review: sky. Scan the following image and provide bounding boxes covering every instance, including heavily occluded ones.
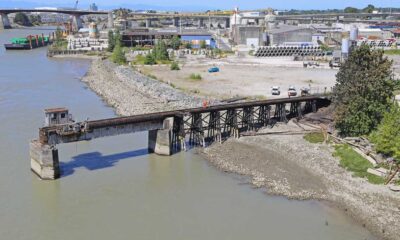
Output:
[1,0,400,11]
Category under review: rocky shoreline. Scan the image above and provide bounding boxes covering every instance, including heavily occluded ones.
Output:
[81,59,202,116]
[81,59,400,240]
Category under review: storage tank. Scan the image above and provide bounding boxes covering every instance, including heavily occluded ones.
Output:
[341,39,349,53]
[341,38,349,58]
[89,22,99,39]
[350,27,359,41]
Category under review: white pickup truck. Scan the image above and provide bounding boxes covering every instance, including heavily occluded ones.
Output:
[288,86,297,97]
[271,86,281,95]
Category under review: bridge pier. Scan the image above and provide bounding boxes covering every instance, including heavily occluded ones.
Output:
[0,13,11,29]
[224,18,230,29]
[107,11,114,29]
[30,140,60,180]
[198,18,204,28]
[145,19,151,28]
[148,118,174,156]
[72,14,83,31]
[173,17,180,27]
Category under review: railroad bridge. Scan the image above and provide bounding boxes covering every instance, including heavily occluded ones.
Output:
[30,96,330,180]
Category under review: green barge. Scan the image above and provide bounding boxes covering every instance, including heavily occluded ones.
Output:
[4,35,51,50]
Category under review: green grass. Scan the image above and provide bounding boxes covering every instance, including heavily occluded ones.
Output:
[333,144,385,184]
[189,73,202,81]
[384,49,400,55]
[304,132,325,143]
[131,55,146,65]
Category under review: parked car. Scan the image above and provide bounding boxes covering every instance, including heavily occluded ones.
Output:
[288,86,297,97]
[271,86,281,95]
[208,67,220,73]
[300,87,310,96]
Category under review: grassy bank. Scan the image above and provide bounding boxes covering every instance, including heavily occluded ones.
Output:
[303,132,325,143]
[333,144,385,184]
[384,49,400,55]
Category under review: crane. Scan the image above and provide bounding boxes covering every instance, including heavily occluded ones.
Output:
[74,0,79,10]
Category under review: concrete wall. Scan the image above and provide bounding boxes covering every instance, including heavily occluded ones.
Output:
[270,29,313,46]
[232,25,264,46]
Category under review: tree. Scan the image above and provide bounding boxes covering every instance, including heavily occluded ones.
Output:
[108,30,115,52]
[111,43,126,65]
[14,13,31,26]
[29,15,41,25]
[169,36,181,50]
[344,7,359,13]
[152,40,169,61]
[371,103,400,163]
[363,4,375,13]
[333,45,395,136]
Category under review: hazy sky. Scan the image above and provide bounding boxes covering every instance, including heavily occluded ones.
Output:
[3,0,400,10]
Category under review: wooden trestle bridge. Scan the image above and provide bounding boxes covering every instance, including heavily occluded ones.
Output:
[31,95,330,179]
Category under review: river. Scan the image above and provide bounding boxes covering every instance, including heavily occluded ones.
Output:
[0,27,376,240]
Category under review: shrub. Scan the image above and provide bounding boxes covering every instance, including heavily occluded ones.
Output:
[170,61,180,70]
[189,73,202,80]
[111,43,126,65]
[144,53,156,65]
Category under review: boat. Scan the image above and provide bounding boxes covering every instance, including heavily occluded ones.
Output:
[4,35,51,50]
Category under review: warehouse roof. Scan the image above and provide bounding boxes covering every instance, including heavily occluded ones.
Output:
[268,25,312,34]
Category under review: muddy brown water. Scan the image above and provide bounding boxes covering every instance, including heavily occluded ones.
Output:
[0,27,376,240]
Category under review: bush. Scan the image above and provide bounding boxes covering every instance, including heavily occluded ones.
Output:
[200,40,207,49]
[144,53,156,65]
[370,103,400,164]
[189,73,202,80]
[170,61,180,70]
[111,43,126,65]
[185,42,192,49]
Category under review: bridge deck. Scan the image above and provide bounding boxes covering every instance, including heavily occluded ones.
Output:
[38,95,330,145]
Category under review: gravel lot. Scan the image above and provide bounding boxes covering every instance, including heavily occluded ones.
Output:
[138,56,337,99]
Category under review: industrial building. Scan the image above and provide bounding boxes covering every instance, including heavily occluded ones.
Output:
[231,25,264,47]
[267,25,314,46]
[121,28,215,48]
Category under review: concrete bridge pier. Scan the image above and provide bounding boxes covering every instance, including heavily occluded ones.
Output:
[30,140,60,180]
[224,18,230,29]
[148,117,174,156]
[145,19,152,28]
[72,14,83,31]
[107,11,114,29]
[198,18,204,28]
[173,17,180,27]
[0,13,11,29]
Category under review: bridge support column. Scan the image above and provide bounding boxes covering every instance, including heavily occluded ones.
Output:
[174,17,180,27]
[30,140,60,180]
[225,18,230,28]
[107,11,114,29]
[145,19,151,28]
[148,118,174,156]
[72,14,83,31]
[0,13,11,30]
[198,18,204,28]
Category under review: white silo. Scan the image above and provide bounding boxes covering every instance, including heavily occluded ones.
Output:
[350,27,359,41]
